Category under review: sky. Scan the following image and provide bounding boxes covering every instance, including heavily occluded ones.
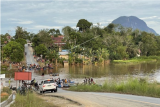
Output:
[1,0,160,36]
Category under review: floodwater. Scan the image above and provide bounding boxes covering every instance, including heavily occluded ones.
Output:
[35,60,160,82]
[3,61,160,87]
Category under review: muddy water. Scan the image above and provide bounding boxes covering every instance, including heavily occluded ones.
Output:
[4,61,160,87]
[35,61,160,82]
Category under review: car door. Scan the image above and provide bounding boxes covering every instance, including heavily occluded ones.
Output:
[39,81,44,91]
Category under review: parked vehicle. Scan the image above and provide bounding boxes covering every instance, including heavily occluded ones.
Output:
[39,79,58,93]
[19,85,26,95]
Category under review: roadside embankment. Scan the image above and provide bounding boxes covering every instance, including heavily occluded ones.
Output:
[10,92,56,107]
[69,78,160,98]
[1,87,12,102]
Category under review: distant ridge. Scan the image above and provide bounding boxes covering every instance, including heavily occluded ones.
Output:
[112,16,158,35]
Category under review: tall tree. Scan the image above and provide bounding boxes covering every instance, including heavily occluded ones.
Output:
[3,41,23,62]
[14,26,29,39]
[48,29,61,37]
[62,26,75,39]
[35,44,47,57]
[104,23,115,33]
[46,50,59,65]
[32,35,41,47]
[76,19,92,31]
[140,32,157,56]
[15,38,27,48]
[37,29,53,47]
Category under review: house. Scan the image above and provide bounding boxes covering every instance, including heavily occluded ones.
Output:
[52,35,66,52]
[59,50,69,59]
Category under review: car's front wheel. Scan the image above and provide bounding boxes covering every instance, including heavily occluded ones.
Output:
[54,87,57,92]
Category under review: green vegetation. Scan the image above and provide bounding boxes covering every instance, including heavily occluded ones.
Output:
[1,65,20,78]
[3,41,24,62]
[35,44,47,56]
[15,38,27,47]
[76,19,92,31]
[1,19,160,65]
[69,78,160,98]
[10,92,56,107]
[1,87,12,102]
[14,26,29,40]
[62,21,160,64]
[113,56,160,64]
[1,33,10,45]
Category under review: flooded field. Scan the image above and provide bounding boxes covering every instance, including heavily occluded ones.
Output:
[35,61,160,82]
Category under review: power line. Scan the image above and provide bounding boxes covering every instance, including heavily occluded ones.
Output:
[69,35,101,51]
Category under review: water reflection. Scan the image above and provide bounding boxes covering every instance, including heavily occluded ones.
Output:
[36,61,160,80]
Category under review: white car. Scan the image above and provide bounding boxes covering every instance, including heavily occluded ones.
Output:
[39,79,58,93]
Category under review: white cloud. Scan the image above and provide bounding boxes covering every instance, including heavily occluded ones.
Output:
[8,18,34,24]
[16,21,33,24]
[99,21,112,25]
[8,18,20,21]
[1,0,160,34]
[140,16,159,20]
[71,26,78,29]
[55,20,77,24]
[28,25,63,30]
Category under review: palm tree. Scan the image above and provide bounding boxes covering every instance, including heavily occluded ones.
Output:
[46,50,59,65]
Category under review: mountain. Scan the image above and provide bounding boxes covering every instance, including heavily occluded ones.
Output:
[112,16,158,35]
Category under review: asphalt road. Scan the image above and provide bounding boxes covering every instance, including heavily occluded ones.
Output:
[25,44,38,66]
[25,44,160,107]
[43,88,160,107]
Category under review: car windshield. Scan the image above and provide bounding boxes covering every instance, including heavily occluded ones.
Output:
[44,80,54,84]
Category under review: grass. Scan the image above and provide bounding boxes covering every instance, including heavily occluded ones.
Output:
[1,87,12,102]
[69,78,160,98]
[113,56,160,64]
[10,92,57,107]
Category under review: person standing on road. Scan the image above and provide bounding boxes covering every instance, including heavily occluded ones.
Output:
[91,78,93,84]
[65,79,67,84]
[9,78,11,87]
[84,80,86,84]
[42,72,44,76]
[61,81,63,87]
[88,78,91,84]
[85,77,87,84]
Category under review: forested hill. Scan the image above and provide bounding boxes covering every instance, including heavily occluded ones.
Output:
[112,16,158,35]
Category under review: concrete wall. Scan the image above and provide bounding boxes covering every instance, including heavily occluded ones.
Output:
[60,55,68,59]
[0,94,13,107]
[64,62,69,67]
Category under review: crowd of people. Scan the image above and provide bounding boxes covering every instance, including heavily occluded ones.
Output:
[84,77,95,84]
[17,63,54,73]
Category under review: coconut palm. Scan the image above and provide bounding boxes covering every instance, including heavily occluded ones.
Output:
[46,50,59,65]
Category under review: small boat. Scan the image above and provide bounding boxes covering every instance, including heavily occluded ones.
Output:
[57,81,75,88]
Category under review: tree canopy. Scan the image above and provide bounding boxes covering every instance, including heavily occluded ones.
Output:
[76,19,92,31]
[3,41,24,62]
[35,44,47,57]
[14,26,29,39]
[37,29,53,47]
[15,38,27,48]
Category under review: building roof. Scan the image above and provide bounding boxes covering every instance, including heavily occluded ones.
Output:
[52,35,66,46]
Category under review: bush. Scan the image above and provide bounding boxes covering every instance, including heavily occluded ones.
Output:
[10,92,56,107]
[69,78,160,98]
[1,87,12,102]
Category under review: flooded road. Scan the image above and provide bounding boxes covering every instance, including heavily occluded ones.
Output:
[4,44,160,87]
[37,61,160,83]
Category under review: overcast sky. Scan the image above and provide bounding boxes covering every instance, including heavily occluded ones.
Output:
[1,0,160,36]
